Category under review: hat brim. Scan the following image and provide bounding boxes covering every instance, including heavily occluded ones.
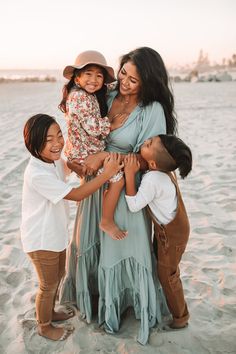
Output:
[63,62,115,83]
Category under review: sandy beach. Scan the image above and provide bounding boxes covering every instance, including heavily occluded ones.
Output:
[0,81,235,354]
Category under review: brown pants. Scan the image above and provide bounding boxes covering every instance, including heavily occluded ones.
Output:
[154,227,189,326]
[28,249,66,325]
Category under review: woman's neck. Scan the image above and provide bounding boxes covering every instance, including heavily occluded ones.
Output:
[118,93,139,106]
[108,92,139,120]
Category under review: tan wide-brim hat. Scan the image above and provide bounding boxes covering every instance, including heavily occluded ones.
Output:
[63,50,115,83]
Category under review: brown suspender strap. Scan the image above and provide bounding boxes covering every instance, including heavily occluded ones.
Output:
[146,206,169,251]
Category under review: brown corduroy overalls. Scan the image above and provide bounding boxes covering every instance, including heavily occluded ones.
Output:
[148,172,190,327]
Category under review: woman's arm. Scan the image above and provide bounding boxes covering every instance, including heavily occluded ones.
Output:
[133,102,167,153]
[83,151,109,174]
[67,150,110,176]
[67,159,87,177]
[83,151,148,175]
[110,113,130,131]
[64,153,123,201]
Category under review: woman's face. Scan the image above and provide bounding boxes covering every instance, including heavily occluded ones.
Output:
[118,61,141,97]
[40,123,64,163]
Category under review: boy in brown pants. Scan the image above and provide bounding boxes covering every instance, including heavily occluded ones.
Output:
[124,134,192,329]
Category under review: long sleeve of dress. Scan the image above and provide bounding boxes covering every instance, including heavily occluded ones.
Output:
[133,101,166,152]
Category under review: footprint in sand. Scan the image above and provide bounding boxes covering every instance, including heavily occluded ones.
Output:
[149,330,165,347]
[222,288,235,296]
[203,268,226,284]
[0,192,11,199]
[222,246,234,257]
[6,271,25,287]
[0,293,10,309]
[0,257,10,266]
[0,320,6,336]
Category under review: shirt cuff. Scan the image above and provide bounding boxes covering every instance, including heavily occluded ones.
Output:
[52,185,73,204]
[125,194,140,212]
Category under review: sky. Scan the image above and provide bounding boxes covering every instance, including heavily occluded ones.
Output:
[1,0,235,70]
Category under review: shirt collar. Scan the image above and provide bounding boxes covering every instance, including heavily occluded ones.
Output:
[30,156,56,170]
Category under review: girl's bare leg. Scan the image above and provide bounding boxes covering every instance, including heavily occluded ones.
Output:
[99,178,127,240]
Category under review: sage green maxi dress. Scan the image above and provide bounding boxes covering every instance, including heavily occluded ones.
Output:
[60,90,170,344]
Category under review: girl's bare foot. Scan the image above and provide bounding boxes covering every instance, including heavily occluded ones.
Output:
[52,308,75,322]
[99,221,128,240]
[38,323,74,341]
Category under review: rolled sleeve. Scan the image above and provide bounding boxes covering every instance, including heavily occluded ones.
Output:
[134,102,166,152]
[31,174,72,204]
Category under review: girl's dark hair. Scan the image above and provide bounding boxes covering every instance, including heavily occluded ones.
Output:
[118,47,177,134]
[58,65,108,117]
[158,134,192,179]
[23,114,56,161]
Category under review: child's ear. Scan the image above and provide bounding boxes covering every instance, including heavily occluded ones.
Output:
[74,76,79,85]
[148,160,158,170]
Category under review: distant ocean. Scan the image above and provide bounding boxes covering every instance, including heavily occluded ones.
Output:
[0,69,64,82]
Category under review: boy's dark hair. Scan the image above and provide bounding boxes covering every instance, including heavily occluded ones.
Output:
[58,65,108,117]
[23,114,56,161]
[157,135,192,178]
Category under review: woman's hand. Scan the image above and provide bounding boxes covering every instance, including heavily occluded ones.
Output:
[124,154,140,176]
[110,113,129,131]
[67,159,87,177]
[84,151,109,175]
[103,152,124,178]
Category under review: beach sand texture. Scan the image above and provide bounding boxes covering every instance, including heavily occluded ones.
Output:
[0,82,235,354]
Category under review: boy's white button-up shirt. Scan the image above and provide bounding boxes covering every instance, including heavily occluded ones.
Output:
[125,170,177,225]
[21,156,72,253]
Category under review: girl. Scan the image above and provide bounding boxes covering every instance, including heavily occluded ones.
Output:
[21,114,122,341]
[59,50,128,240]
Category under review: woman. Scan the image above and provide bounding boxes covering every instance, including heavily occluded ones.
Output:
[60,47,177,344]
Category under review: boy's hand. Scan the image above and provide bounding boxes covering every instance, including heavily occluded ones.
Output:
[124,154,140,175]
[103,152,124,177]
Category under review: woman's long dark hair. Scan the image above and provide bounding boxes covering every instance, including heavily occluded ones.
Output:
[58,66,108,117]
[118,47,177,135]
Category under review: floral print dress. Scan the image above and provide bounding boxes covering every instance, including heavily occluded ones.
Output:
[64,87,111,163]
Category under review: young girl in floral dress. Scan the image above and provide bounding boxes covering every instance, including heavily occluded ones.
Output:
[59,50,127,240]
